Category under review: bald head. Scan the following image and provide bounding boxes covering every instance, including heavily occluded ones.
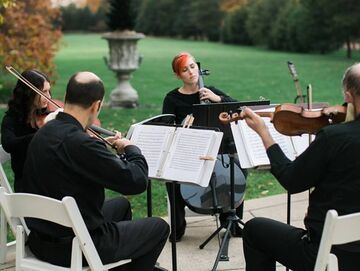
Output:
[65,71,104,108]
[342,63,360,97]
[74,71,101,84]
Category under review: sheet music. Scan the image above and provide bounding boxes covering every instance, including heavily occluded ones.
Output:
[232,106,309,168]
[130,125,175,177]
[162,128,216,186]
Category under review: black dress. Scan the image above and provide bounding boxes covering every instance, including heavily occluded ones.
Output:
[162,86,244,239]
[1,111,37,192]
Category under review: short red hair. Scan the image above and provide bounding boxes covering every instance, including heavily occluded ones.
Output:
[171,52,195,76]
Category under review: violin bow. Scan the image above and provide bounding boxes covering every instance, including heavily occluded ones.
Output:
[5,65,116,149]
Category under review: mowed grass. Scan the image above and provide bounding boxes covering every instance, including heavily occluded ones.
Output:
[2,33,359,218]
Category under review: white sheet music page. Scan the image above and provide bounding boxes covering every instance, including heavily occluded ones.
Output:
[162,128,221,186]
[231,107,309,168]
[130,125,175,177]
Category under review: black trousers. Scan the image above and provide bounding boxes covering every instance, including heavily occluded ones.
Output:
[28,197,169,271]
[242,217,360,271]
[99,197,169,271]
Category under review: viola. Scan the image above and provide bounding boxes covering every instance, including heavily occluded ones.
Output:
[6,65,114,147]
[219,103,347,136]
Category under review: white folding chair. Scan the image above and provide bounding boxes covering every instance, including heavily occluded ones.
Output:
[0,144,22,263]
[0,187,131,271]
[314,209,360,271]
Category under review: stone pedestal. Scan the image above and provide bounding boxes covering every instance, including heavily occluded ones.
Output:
[102,31,145,108]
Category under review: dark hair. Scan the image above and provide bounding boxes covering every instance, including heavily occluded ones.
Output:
[342,63,360,97]
[7,69,49,124]
[64,72,104,108]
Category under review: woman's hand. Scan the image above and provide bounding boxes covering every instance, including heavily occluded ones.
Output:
[199,87,222,103]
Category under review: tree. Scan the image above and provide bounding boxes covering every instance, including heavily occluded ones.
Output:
[0,0,15,24]
[106,0,136,31]
[245,0,287,46]
[0,0,62,78]
[220,0,248,12]
[190,0,224,41]
[301,0,360,58]
[221,6,252,45]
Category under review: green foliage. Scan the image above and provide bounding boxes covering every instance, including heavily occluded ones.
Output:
[300,0,360,56]
[231,0,356,54]
[106,0,136,31]
[136,0,179,36]
[0,72,15,103]
[136,0,224,41]
[60,3,107,32]
[245,0,287,46]
[221,7,252,45]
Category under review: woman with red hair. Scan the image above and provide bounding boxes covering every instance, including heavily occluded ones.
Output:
[163,52,235,124]
[162,52,244,242]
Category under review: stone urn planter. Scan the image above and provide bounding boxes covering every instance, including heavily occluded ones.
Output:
[102,30,145,108]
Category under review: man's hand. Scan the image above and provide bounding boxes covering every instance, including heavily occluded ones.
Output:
[106,131,133,154]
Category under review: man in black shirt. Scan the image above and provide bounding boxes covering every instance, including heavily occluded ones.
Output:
[23,71,169,271]
[239,63,360,270]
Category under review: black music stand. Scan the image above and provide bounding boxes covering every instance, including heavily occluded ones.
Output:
[192,100,270,270]
[143,119,221,271]
[138,114,175,271]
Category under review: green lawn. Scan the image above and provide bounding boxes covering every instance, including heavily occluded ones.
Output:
[2,33,359,219]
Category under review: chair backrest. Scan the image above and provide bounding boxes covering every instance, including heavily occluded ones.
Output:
[0,187,105,270]
[314,209,360,271]
[0,145,29,236]
[0,145,12,193]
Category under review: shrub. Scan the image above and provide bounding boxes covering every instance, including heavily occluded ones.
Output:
[0,0,62,78]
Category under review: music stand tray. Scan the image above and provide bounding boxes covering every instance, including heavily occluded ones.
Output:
[192,100,270,154]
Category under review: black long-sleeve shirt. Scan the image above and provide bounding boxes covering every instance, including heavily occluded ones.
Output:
[1,111,37,192]
[23,112,148,238]
[162,86,236,124]
[267,115,360,245]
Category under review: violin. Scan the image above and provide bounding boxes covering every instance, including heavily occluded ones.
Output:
[34,99,64,128]
[6,65,115,148]
[219,103,347,136]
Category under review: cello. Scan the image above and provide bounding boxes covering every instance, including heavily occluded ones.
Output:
[180,62,246,216]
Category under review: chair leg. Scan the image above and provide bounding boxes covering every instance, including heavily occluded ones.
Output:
[0,209,7,264]
[16,225,25,271]
[328,254,339,271]
[70,237,83,271]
